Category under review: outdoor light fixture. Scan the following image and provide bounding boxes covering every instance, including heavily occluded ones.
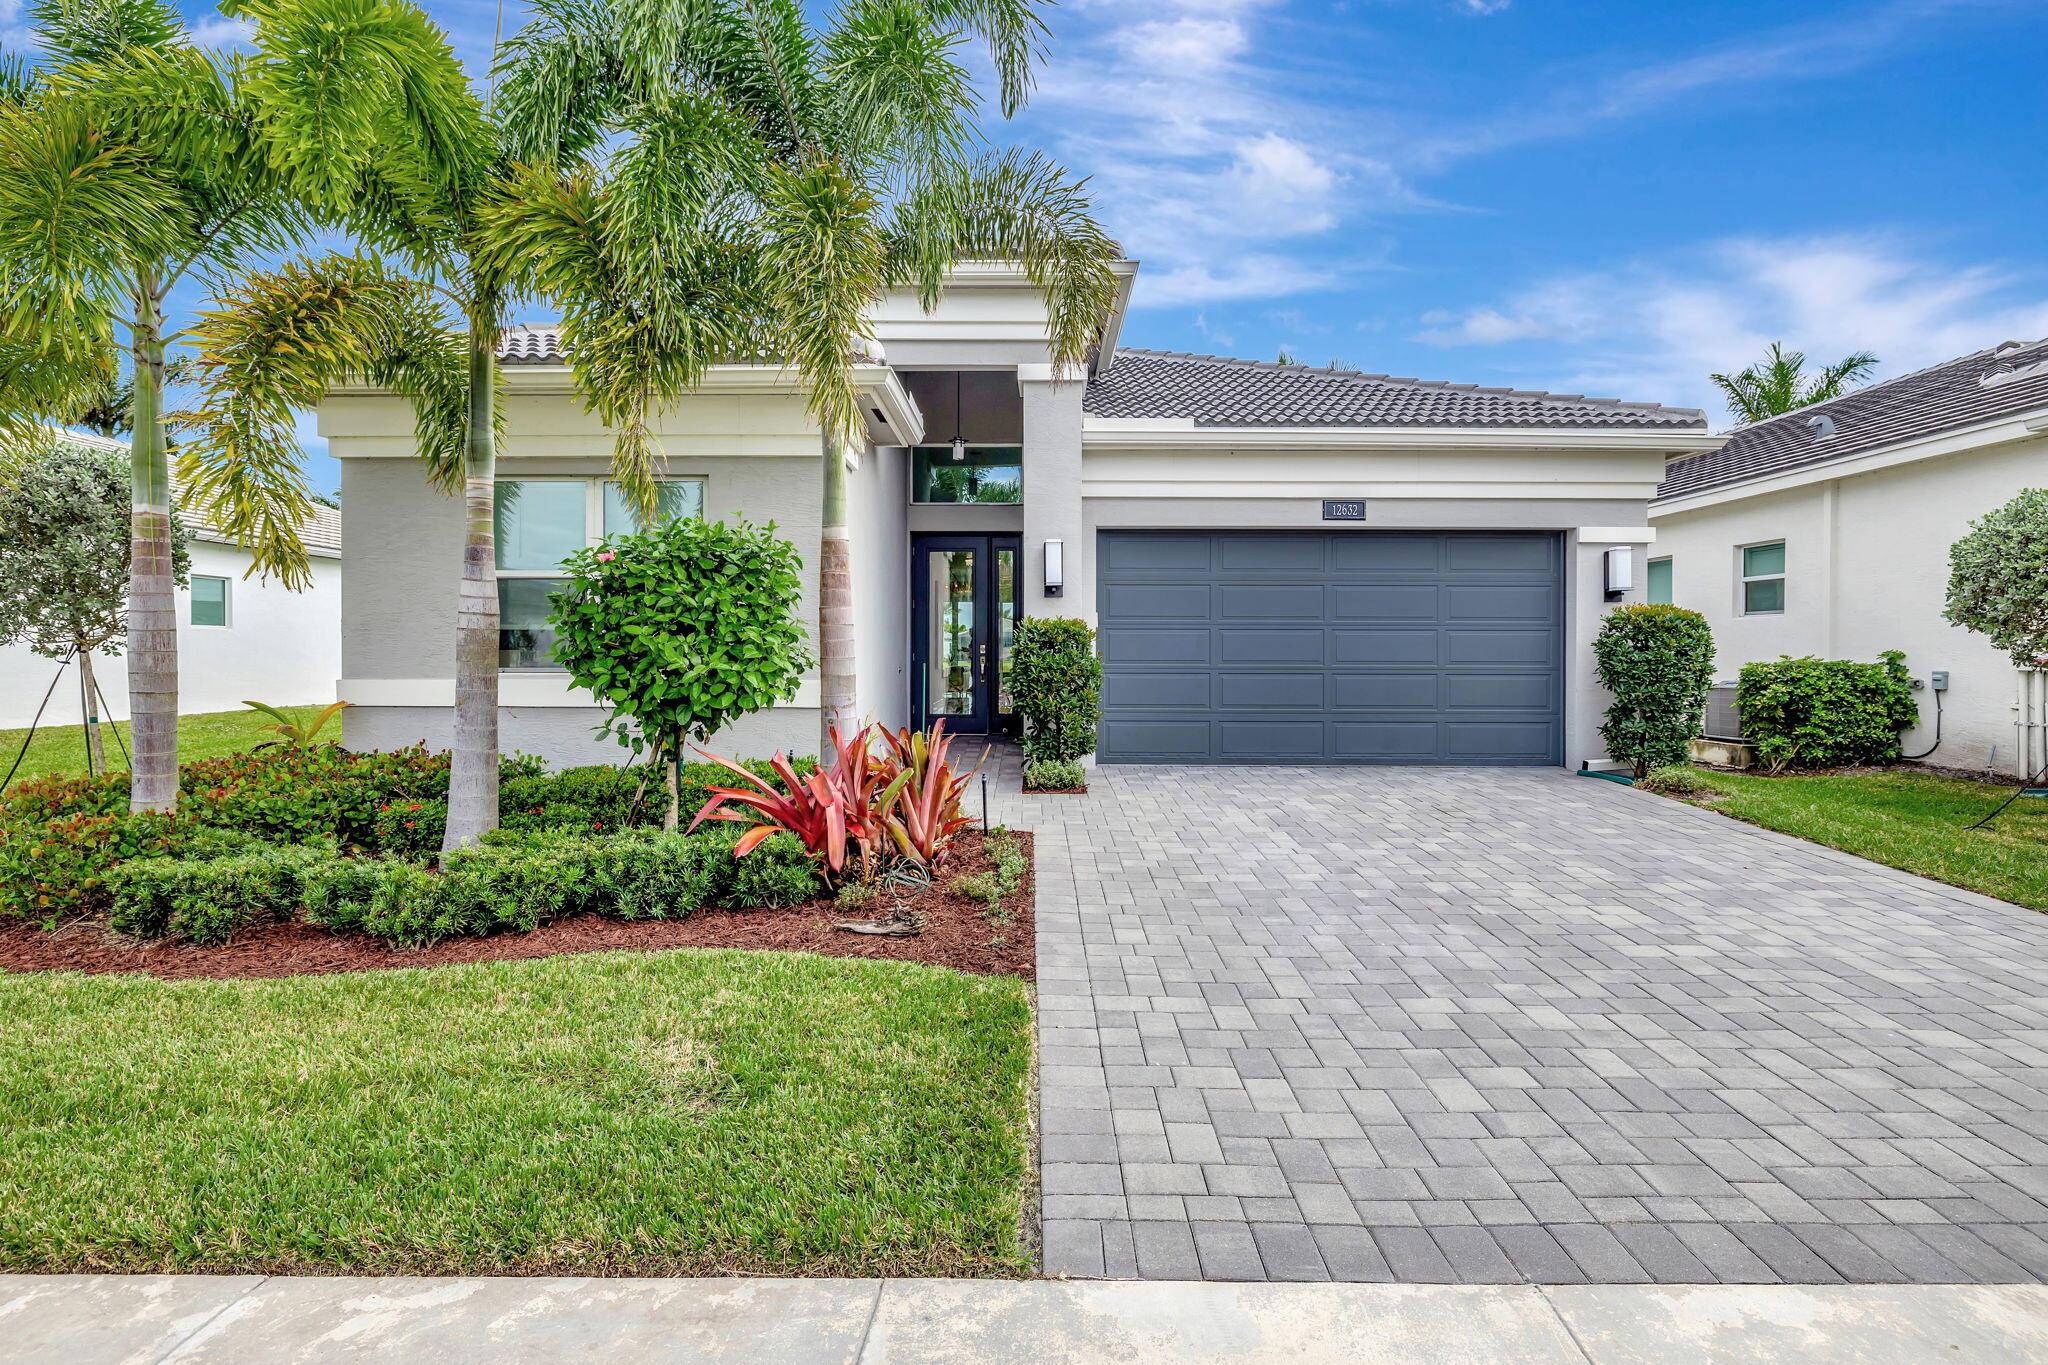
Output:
[1603,545,1634,602]
[950,371,967,462]
[1044,539,1064,597]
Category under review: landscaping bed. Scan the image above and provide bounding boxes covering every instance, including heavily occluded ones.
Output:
[1642,764,2048,910]
[0,829,1032,980]
[0,948,1033,1276]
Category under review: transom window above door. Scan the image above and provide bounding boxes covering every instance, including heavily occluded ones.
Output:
[911,445,1022,504]
[494,477,704,669]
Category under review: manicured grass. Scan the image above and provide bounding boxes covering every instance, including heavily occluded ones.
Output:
[0,949,1033,1275]
[1665,767,2048,910]
[0,706,319,786]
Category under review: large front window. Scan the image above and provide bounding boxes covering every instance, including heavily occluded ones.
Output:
[495,477,705,669]
[911,445,1022,504]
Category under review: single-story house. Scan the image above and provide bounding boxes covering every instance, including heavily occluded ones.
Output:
[324,260,1722,770]
[0,432,344,729]
[1650,339,2048,779]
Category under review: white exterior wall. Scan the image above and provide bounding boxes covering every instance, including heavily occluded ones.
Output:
[0,540,341,728]
[1650,435,2048,775]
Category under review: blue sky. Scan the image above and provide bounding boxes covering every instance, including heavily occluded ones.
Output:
[13,0,2047,492]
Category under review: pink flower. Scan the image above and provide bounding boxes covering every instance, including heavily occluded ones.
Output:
[596,551,616,562]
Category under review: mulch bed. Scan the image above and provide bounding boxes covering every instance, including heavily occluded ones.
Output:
[0,832,1033,983]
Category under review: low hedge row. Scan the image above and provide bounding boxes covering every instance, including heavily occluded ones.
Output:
[105,826,822,948]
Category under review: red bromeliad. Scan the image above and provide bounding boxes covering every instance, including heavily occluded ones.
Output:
[875,720,983,871]
[687,725,893,882]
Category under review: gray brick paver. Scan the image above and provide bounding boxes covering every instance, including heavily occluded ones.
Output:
[1024,765,2048,1285]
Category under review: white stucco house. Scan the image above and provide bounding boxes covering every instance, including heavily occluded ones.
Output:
[0,432,344,729]
[1650,339,2048,778]
[323,259,1726,772]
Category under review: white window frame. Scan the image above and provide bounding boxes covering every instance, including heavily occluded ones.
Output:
[189,573,232,629]
[1646,555,1673,605]
[495,476,706,671]
[1738,540,1786,617]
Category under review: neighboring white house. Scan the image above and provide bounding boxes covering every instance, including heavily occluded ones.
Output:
[1649,339,2048,777]
[0,432,343,729]
[321,261,1722,772]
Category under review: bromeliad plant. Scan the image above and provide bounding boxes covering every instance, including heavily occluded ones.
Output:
[688,722,983,884]
[243,700,349,749]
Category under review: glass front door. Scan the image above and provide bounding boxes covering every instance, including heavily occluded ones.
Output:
[912,534,1021,734]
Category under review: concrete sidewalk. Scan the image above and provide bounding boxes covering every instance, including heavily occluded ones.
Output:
[7,1276,2048,1363]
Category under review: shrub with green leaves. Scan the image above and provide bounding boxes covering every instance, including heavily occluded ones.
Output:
[303,858,402,935]
[1010,618,1102,762]
[107,846,327,944]
[0,812,267,921]
[1946,488,2048,667]
[699,824,820,908]
[373,798,448,859]
[1737,651,1920,771]
[1592,605,1717,778]
[1023,758,1086,792]
[550,517,812,827]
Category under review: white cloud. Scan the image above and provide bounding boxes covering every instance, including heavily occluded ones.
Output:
[1458,0,1513,13]
[1139,254,1337,308]
[189,16,255,49]
[1412,234,2048,420]
[1191,311,1235,349]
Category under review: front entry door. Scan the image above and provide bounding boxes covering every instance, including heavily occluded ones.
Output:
[912,534,1021,735]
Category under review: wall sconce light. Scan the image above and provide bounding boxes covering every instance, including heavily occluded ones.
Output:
[1603,546,1634,602]
[1044,539,1064,597]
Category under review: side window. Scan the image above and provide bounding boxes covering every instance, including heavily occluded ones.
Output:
[1740,541,1785,615]
[1647,556,1672,605]
[190,575,230,627]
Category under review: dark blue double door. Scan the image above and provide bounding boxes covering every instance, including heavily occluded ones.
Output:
[911,534,1022,735]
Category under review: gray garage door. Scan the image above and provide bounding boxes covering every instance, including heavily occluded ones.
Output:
[1097,531,1564,764]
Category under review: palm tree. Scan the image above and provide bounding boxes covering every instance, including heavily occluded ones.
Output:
[0,0,467,812]
[1710,342,1878,425]
[489,0,1122,759]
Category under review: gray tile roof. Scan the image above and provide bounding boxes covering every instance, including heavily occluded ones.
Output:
[497,324,568,364]
[1085,349,1707,430]
[1658,338,2048,502]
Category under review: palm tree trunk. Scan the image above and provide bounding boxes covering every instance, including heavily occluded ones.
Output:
[442,326,500,851]
[127,276,179,812]
[819,430,857,761]
[76,645,107,774]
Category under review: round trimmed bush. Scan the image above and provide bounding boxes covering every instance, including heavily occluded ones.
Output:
[1592,605,1717,778]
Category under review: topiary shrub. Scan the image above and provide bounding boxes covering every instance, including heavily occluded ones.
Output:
[1737,651,1920,771]
[1591,605,1717,778]
[1010,617,1102,762]
[1946,488,2048,667]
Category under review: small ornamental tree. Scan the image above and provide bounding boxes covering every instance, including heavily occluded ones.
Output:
[1010,617,1103,763]
[0,438,190,771]
[1591,605,1716,778]
[550,518,811,830]
[1946,489,2048,668]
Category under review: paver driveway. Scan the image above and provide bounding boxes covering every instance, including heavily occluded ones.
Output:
[1001,766,2048,1285]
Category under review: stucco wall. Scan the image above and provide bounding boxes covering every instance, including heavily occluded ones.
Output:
[1650,437,2048,774]
[849,443,909,731]
[0,540,341,728]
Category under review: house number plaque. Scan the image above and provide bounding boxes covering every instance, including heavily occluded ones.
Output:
[1321,499,1367,521]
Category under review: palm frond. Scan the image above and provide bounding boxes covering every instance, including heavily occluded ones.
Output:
[179,251,472,586]
[1807,350,1878,404]
[758,159,887,443]
[30,0,186,65]
[825,0,974,179]
[491,0,625,165]
[916,0,1044,117]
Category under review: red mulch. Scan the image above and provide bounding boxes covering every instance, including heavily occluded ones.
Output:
[0,832,1033,983]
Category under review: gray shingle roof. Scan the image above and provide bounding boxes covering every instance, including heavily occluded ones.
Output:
[1085,349,1707,430]
[1658,339,2048,502]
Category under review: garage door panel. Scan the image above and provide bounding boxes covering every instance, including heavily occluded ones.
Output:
[1102,626,1211,664]
[1219,629,1324,664]
[1330,535,1439,572]
[1332,722,1441,758]
[1330,673,1441,711]
[1218,584,1324,620]
[1445,673,1553,712]
[1104,671,1211,708]
[1330,584,1438,621]
[1445,534,1554,573]
[1332,629,1439,664]
[1102,534,1212,573]
[1446,584,1553,622]
[1218,672,1324,709]
[1098,531,1561,765]
[1102,582,1211,619]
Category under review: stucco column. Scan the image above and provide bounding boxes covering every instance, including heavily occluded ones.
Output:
[1018,366,1089,625]
[1565,526,1655,769]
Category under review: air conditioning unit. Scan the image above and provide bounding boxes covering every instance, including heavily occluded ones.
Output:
[1702,684,1745,740]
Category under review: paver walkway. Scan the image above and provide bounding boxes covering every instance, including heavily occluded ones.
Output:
[997,766,2048,1285]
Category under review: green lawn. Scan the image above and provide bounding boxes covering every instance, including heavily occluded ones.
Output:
[0,949,1033,1276]
[1663,767,2048,910]
[0,706,318,786]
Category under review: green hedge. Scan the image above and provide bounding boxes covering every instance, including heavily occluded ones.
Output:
[107,846,329,945]
[1737,650,1920,771]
